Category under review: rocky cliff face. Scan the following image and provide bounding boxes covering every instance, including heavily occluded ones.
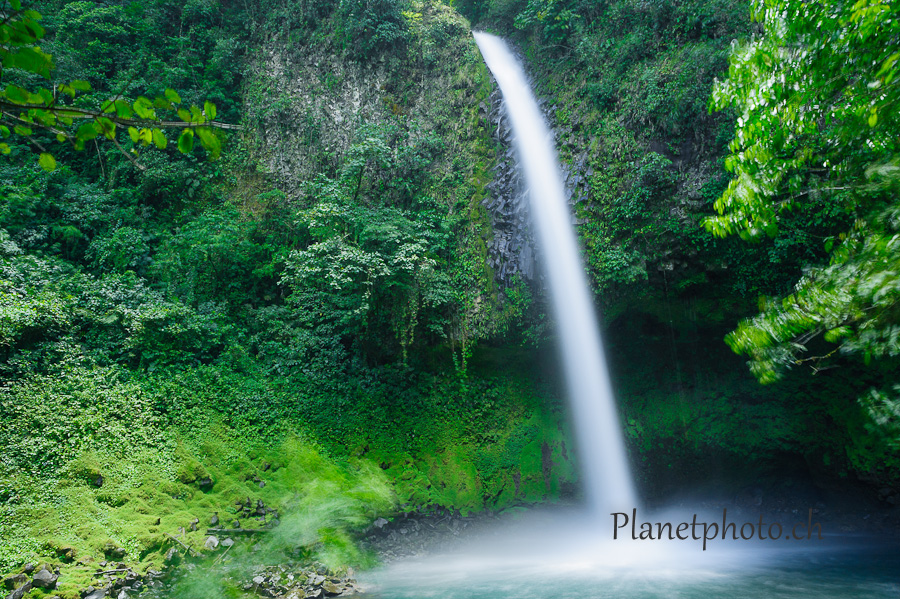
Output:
[245,9,577,317]
[480,65,593,290]
[248,7,487,199]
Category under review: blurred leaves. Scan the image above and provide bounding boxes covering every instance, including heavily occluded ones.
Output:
[709,0,900,383]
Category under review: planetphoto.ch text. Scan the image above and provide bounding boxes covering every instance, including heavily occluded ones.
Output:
[611,508,823,550]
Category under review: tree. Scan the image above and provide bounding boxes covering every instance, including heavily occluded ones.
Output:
[706,0,900,383]
[0,0,237,170]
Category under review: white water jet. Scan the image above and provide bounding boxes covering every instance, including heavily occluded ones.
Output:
[473,32,636,514]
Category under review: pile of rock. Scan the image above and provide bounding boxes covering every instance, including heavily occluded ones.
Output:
[78,564,164,599]
[233,497,280,526]
[359,509,494,563]
[3,563,60,599]
[240,563,359,598]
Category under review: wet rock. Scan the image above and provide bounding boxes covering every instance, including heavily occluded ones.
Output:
[83,589,107,599]
[321,581,342,595]
[3,574,26,590]
[190,518,199,532]
[204,536,219,550]
[197,477,213,490]
[210,513,219,526]
[221,538,235,548]
[304,590,323,599]
[32,566,59,589]
[22,565,34,575]
[7,581,32,599]
[164,547,179,564]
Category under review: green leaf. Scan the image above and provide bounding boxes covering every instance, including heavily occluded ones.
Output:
[114,99,134,119]
[96,117,116,139]
[76,122,99,141]
[824,326,851,343]
[128,126,140,143]
[204,101,217,121]
[151,128,167,149]
[38,152,56,171]
[165,89,182,104]
[133,96,155,119]
[13,125,32,136]
[0,126,9,138]
[177,108,192,123]
[4,85,31,103]
[1,47,54,79]
[0,143,10,155]
[177,129,194,154]
[71,80,91,92]
[196,127,221,159]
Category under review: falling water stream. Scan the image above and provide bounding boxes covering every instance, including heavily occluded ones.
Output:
[472,31,635,516]
[355,33,900,598]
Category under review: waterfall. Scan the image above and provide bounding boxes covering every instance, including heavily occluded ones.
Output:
[473,32,637,514]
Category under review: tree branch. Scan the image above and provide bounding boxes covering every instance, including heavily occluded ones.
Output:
[0,100,242,130]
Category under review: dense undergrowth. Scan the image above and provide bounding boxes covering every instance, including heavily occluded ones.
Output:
[1,0,898,593]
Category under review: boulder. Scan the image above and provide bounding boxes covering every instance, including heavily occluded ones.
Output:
[204,536,219,550]
[321,581,342,596]
[32,566,59,589]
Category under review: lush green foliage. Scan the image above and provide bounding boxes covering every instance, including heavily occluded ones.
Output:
[0,1,230,171]
[707,0,900,389]
[0,0,575,582]
[2,0,899,586]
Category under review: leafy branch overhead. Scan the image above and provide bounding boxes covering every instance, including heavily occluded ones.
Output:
[707,0,900,379]
[0,0,238,170]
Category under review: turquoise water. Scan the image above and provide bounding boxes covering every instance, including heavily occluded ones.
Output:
[360,541,900,598]
[358,511,900,599]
